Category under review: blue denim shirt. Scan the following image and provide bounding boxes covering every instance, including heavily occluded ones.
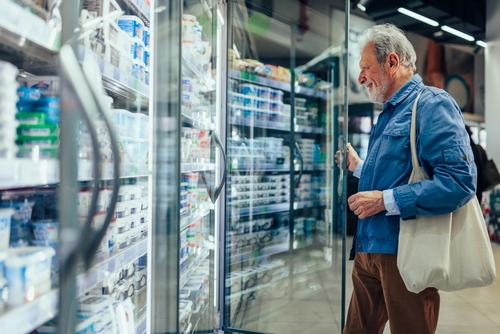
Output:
[350,74,477,259]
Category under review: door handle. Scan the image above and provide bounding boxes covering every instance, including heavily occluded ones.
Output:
[209,131,227,203]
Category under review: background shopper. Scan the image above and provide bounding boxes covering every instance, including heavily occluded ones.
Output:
[336,23,476,334]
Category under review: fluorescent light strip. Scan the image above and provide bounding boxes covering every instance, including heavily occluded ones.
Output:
[397,7,439,27]
[441,25,475,42]
[357,3,366,11]
[476,40,487,48]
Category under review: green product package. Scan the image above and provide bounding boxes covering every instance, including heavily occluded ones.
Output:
[15,112,46,125]
[17,124,60,137]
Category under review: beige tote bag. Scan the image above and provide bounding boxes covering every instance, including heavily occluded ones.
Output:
[397,91,497,293]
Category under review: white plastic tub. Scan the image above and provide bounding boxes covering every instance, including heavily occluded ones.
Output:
[30,220,59,241]
[4,246,55,305]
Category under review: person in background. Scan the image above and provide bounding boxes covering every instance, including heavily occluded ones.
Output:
[466,125,486,203]
[336,23,476,334]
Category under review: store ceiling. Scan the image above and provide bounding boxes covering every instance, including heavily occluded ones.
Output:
[242,0,485,64]
[350,0,486,45]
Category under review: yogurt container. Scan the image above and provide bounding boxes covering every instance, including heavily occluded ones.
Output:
[30,220,59,241]
[117,15,144,41]
[1,196,35,245]
[4,246,55,305]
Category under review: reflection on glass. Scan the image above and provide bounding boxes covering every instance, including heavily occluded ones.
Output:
[179,1,218,333]
[224,2,347,333]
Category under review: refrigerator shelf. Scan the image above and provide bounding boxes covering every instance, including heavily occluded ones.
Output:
[78,161,149,181]
[229,241,289,263]
[302,163,327,171]
[123,0,151,27]
[180,207,211,231]
[181,162,215,173]
[0,158,59,190]
[229,117,291,131]
[79,47,149,106]
[229,163,290,172]
[293,200,327,210]
[229,69,327,99]
[230,202,289,217]
[181,111,214,130]
[294,124,327,134]
[180,248,210,289]
[0,0,59,68]
[0,288,58,334]
[76,238,148,296]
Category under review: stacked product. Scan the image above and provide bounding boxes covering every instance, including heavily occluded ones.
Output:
[117,15,150,85]
[110,109,149,175]
[180,127,211,164]
[182,14,212,78]
[228,173,290,210]
[0,61,20,160]
[0,189,56,309]
[228,83,285,123]
[180,172,209,216]
[16,76,60,160]
[181,76,212,124]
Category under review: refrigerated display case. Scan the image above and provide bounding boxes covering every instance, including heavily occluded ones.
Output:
[219,1,349,333]
[0,0,351,332]
[0,0,151,331]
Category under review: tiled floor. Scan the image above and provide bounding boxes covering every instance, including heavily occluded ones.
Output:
[227,238,500,334]
[364,240,500,334]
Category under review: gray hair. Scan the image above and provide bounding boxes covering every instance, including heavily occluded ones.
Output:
[358,23,417,72]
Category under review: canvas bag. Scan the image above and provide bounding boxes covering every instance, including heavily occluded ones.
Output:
[397,91,497,294]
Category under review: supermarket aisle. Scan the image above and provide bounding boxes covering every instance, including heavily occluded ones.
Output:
[344,238,500,334]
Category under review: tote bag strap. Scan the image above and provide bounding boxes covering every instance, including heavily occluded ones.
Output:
[410,90,424,170]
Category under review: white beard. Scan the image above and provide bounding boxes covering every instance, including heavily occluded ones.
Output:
[369,72,388,104]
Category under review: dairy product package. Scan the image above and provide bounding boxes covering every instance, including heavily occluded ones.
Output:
[4,246,55,305]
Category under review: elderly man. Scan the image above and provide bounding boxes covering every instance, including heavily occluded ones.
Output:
[339,23,476,334]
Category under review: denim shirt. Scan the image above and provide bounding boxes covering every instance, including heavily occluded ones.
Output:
[350,74,477,259]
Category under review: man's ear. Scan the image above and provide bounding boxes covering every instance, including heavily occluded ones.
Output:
[388,53,400,73]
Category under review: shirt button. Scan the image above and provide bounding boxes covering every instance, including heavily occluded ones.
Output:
[462,155,468,160]
[358,244,362,249]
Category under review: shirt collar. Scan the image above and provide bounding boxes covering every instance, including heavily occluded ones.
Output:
[385,74,423,106]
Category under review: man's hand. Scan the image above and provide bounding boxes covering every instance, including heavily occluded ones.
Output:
[348,190,385,219]
[335,143,361,172]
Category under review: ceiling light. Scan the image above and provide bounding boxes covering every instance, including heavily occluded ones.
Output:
[441,25,475,42]
[397,8,439,27]
[357,3,366,11]
[476,40,487,48]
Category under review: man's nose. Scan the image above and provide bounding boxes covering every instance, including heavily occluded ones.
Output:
[358,73,365,85]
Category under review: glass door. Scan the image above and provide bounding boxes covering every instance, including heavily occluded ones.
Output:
[177,0,224,333]
[222,1,349,333]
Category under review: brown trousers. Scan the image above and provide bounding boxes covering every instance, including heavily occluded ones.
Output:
[344,252,440,334]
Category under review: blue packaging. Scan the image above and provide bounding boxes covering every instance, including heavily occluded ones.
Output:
[36,96,60,124]
[117,16,144,40]
[17,87,42,103]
